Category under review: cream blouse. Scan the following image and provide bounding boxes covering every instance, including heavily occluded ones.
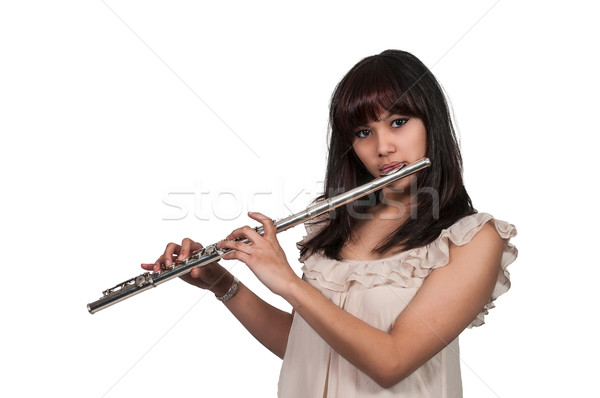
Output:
[278,213,518,397]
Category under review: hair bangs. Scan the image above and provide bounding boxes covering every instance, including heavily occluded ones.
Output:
[331,58,422,143]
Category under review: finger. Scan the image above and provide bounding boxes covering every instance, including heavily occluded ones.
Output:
[248,211,276,238]
[226,225,263,244]
[225,226,249,241]
[190,240,203,252]
[141,255,165,272]
[149,254,166,272]
[189,266,204,279]
[218,238,254,255]
[222,250,250,264]
[179,238,195,261]
[154,256,163,272]
[164,243,181,266]
[189,262,217,280]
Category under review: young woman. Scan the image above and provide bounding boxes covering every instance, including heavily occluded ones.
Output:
[142,49,517,397]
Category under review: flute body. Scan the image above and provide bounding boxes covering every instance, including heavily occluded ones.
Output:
[87,158,431,314]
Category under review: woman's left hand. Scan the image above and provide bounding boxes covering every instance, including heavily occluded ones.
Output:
[217,212,300,296]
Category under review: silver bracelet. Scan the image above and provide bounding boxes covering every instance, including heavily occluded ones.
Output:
[215,276,239,303]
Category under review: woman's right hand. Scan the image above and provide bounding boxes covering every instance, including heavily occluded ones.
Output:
[141,238,233,296]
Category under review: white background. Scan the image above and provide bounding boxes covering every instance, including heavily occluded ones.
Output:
[1,1,598,397]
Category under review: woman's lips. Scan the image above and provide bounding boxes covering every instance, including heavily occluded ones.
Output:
[380,161,408,174]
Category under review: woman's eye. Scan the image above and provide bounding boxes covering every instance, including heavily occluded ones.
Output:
[392,118,409,128]
[355,129,371,138]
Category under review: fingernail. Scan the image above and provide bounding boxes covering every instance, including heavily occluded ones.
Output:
[166,259,171,266]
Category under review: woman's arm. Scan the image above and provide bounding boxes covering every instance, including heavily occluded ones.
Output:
[219,214,504,387]
[142,239,293,359]
[221,280,293,359]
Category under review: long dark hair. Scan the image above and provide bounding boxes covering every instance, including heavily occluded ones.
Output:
[299,49,476,260]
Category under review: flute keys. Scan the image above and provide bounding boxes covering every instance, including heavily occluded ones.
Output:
[135,274,147,287]
[203,243,219,255]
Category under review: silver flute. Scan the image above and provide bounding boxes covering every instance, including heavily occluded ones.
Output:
[87,158,431,314]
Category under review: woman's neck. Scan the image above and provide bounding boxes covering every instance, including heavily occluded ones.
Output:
[370,188,415,222]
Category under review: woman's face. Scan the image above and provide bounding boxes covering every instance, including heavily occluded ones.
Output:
[352,112,427,189]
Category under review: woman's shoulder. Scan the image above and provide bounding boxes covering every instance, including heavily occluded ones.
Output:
[433,212,518,327]
[444,219,505,278]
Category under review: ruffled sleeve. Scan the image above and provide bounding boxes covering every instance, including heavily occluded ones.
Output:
[428,213,518,327]
[297,212,518,328]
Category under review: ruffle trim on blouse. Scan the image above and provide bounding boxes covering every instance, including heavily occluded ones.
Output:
[297,212,518,327]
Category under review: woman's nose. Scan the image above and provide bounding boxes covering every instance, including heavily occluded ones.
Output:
[376,131,396,157]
